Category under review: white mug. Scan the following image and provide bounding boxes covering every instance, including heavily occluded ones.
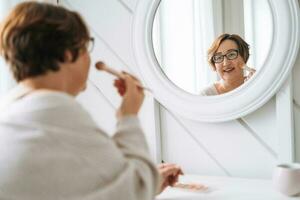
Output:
[272,163,300,196]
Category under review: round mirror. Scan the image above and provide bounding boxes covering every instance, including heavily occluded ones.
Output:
[152,0,273,95]
[133,0,300,122]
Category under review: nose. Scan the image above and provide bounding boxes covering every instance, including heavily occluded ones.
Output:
[223,56,230,66]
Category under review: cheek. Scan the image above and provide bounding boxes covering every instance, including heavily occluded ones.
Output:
[236,57,246,68]
[78,54,90,83]
[216,69,224,77]
[215,65,223,74]
[86,54,91,68]
[82,53,91,74]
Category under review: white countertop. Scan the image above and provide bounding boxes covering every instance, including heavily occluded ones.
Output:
[156,175,300,200]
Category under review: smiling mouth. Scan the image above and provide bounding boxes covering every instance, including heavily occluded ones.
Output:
[223,67,235,73]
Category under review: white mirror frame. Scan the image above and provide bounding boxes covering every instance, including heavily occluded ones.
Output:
[133,0,300,122]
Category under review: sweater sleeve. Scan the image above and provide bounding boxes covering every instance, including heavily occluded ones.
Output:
[109,115,160,199]
[79,115,161,200]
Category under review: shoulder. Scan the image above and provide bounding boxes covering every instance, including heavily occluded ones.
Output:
[3,90,80,113]
[199,84,219,96]
[0,90,97,129]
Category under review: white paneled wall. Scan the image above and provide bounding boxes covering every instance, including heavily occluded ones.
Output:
[60,0,300,179]
[118,0,137,11]
[160,102,277,179]
[60,0,160,158]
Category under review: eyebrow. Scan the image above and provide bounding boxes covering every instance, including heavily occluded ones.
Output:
[214,49,237,55]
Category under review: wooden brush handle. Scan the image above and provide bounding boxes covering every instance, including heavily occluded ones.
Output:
[95,62,152,92]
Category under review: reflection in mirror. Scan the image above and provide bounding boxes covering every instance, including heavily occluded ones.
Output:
[152,0,273,95]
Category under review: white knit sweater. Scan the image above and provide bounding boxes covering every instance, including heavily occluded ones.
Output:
[0,86,159,200]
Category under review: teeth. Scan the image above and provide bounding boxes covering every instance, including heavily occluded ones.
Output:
[224,67,234,72]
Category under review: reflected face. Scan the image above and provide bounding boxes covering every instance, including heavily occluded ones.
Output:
[214,40,245,81]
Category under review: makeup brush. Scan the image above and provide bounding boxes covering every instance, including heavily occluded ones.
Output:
[95,61,152,92]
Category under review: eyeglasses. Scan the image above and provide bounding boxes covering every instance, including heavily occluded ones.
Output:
[86,37,95,53]
[212,49,239,63]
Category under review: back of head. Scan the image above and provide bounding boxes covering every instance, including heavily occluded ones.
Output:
[0,1,90,82]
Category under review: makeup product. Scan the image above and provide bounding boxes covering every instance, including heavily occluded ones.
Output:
[172,182,208,192]
[95,61,152,92]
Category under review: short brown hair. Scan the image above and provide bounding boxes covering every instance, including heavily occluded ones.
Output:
[0,1,90,82]
[207,33,250,70]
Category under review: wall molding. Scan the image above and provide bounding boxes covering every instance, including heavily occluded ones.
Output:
[276,74,295,163]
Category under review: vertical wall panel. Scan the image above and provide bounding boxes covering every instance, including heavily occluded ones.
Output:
[293,51,300,161]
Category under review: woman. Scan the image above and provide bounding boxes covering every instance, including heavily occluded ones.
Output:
[200,33,256,96]
[0,2,181,200]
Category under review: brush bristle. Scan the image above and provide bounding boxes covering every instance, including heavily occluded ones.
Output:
[95,61,105,70]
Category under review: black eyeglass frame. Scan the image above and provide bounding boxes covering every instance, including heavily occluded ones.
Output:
[212,49,239,63]
[87,37,95,53]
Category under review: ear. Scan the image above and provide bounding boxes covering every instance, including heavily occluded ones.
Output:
[64,50,74,63]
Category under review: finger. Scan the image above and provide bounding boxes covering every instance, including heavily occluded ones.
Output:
[122,71,140,82]
[118,88,126,96]
[114,79,125,90]
[159,164,178,173]
[158,163,177,169]
[163,164,183,175]
[115,88,125,96]
[165,173,180,187]
[168,177,178,186]
[122,74,136,92]
[114,78,125,86]
[162,180,169,189]
[160,166,182,178]
[123,75,145,98]
[160,167,183,186]
[122,72,144,92]
[177,167,184,175]
[114,79,126,96]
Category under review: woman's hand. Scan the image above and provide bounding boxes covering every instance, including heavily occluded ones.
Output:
[114,73,144,119]
[244,67,256,81]
[157,163,184,194]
